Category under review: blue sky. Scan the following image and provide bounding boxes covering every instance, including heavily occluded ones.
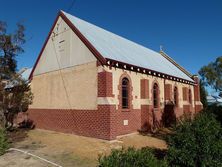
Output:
[0,0,222,76]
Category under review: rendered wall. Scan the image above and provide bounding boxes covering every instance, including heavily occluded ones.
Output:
[30,16,98,110]
[30,61,98,110]
[33,17,96,76]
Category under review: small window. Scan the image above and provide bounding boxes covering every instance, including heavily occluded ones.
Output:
[174,87,178,106]
[189,89,192,104]
[153,83,159,108]
[122,78,129,109]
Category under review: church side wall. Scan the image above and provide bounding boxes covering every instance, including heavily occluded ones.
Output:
[100,66,200,137]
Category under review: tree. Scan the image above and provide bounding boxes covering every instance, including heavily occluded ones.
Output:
[0,21,25,76]
[199,79,208,108]
[0,77,33,129]
[0,20,33,129]
[166,112,222,167]
[199,56,222,92]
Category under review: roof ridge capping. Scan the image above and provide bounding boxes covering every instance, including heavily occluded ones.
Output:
[159,51,193,79]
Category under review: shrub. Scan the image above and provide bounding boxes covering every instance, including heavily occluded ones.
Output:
[0,129,9,155]
[98,147,167,167]
[204,104,222,125]
[166,112,222,167]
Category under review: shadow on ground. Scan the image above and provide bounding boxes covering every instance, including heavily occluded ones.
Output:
[7,128,29,144]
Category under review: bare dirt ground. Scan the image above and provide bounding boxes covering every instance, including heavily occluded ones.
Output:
[0,129,167,167]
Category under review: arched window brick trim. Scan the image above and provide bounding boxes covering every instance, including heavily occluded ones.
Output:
[118,73,133,111]
[151,80,160,110]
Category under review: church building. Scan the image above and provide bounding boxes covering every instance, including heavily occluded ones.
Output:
[28,11,202,140]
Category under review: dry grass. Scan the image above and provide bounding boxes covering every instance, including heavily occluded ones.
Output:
[3,129,167,167]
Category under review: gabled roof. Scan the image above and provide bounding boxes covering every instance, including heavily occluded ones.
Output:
[30,11,194,82]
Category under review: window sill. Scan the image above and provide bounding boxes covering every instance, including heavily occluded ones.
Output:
[153,108,160,112]
[121,109,130,112]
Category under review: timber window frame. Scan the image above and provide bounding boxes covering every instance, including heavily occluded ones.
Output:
[122,77,129,109]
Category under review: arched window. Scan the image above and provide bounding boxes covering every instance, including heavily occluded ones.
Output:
[153,83,159,108]
[189,89,192,104]
[122,78,129,109]
[174,87,178,107]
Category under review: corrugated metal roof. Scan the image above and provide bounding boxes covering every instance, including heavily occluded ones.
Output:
[4,68,32,89]
[63,11,193,82]
[207,95,222,105]
[20,68,32,80]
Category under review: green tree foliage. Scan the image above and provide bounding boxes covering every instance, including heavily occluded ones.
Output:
[199,79,208,108]
[0,20,33,129]
[199,56,222,91]
[0,21,25,76]
[204,105,222,126]
[167,112,222,167]
[0,77,33,129]
[98,147,167,167]
[0,129,9,155]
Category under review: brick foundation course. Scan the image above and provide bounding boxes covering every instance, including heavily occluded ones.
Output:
[28,105,143,140]
[28,105,116,140]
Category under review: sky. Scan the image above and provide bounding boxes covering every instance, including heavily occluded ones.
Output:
[0,0,222,78]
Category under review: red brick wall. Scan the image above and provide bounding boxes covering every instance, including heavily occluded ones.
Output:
[28,105,116,140]
[115,109,141,136]
[183,105,192,113]
[174,107,184,118]
[141,105,149,131]
[28,105,143,140]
